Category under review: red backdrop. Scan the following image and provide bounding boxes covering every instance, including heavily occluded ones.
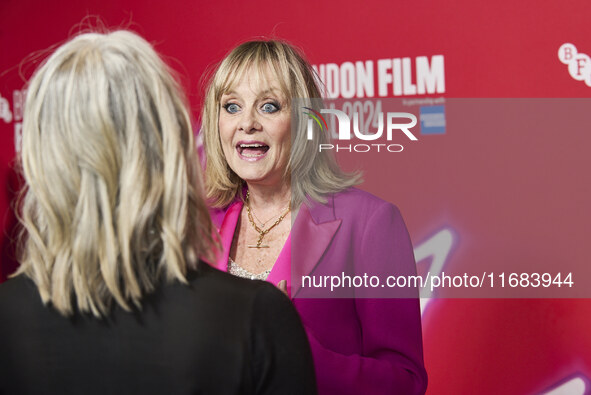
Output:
[1,1,590,393]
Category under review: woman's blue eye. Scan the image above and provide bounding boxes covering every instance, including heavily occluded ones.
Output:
[223,103,240,114]
[262,102,280,113]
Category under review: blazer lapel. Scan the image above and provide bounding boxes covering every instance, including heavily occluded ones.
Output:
[291,196,342,297]
[213,194,342,298]
[215,200,242,271]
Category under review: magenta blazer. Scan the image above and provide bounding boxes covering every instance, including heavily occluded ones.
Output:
[210,187,427,394]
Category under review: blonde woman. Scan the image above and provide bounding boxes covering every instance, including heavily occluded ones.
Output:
[0,31,316,395]
[203,40,428,394]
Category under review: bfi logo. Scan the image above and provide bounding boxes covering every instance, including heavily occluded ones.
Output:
[304,107,418,153]
[558,43,591,87]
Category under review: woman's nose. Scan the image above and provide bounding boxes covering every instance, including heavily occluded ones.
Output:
[238,108,262,133]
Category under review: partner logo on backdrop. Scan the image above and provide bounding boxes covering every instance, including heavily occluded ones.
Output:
[558,43,591,87]
[303,105,418,153]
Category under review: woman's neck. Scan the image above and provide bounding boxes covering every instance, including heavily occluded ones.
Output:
[245,182,291,214]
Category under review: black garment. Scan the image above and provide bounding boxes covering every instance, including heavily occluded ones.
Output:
[0,262,316,395]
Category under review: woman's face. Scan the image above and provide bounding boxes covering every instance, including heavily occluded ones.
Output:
[218,69,291,188]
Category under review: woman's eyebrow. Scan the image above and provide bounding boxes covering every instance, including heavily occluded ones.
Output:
[257,88,285,99]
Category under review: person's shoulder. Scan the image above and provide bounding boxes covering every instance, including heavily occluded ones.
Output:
[0,274,34,299]
[333,187,390,204]
[0,274,40,317]
[189,261,283,303]
[331,187,400,217]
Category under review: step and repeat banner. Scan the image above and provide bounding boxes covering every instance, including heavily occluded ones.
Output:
[1,1,590,393]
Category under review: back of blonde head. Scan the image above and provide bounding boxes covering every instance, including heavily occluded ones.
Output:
[17,30,214,317]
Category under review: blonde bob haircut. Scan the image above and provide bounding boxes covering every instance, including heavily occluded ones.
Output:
[201,40,360,208]
[16,30,215,318]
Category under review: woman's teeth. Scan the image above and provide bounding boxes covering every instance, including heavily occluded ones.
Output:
[238,143,269,157]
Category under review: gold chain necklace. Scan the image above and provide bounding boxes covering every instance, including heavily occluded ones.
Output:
[245,191,291,248]
[250,203,290,228]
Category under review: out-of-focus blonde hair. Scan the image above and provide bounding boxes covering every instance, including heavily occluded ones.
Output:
[201,40,360,208]
[15,30,215,317]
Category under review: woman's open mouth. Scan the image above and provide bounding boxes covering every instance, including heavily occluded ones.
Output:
[236,142,269,161]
